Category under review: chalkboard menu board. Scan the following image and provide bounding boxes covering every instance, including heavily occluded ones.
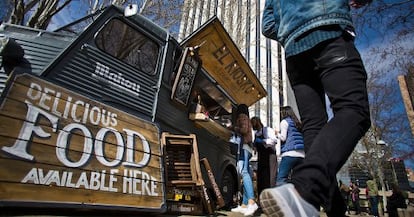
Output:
[171,47,201,106]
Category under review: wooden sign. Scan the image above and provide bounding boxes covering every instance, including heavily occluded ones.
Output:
[181,17,267,106]
[200,158,225,209]
[171,47,201,106]
[0,74,165,211]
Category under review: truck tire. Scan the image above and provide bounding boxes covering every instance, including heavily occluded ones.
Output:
[220,169,237,210]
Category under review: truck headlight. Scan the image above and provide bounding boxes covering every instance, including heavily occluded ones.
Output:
[0,36,9,55]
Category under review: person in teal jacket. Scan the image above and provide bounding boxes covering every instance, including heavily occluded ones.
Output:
[260,0,372,217]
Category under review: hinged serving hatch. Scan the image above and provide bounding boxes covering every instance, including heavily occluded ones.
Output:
[180,17,267,106]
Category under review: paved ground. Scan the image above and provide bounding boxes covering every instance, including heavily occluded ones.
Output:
[156,204,414,217]
[194,208,409,217]
[5,206,414,217]
[159,210,372,217]
[0,209,392,217]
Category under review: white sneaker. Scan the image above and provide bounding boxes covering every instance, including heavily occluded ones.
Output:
[243,202,258,216]
[231,205,247,213]
[260,183,319,217]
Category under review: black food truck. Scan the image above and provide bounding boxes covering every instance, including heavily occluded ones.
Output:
[0,4,266,215]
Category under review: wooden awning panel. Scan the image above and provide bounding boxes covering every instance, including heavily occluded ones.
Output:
[181,17,267,106]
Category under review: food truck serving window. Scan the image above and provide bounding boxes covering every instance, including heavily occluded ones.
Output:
[95,18,159,75]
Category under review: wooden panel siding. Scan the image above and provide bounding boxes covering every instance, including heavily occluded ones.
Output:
[0,73,164,211]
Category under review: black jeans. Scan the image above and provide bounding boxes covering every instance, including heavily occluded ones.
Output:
[256,145,277,197]
[286,34,371,215]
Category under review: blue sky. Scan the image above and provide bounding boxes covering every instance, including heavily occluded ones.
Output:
[356,27,414,169]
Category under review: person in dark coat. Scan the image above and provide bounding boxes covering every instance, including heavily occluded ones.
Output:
[387,183,407,217]
[350,182,361,215]
[251,116,278,197]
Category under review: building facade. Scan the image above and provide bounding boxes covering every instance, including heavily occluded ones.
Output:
[178,0,297,129]
[398,66,414,136]
[348,160,411,192]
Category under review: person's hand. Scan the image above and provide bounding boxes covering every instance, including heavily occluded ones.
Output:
[254,138,263,144]
[350,0,372,8]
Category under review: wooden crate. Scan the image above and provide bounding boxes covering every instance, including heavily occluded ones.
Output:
[161,133,203,187]
[161,133,214,215]
[166,187,204,215]
[167,200,204,215]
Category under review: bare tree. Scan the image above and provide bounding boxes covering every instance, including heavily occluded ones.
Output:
[0,0,13,23]
[4,0,183,36]
[352,0,414,44]
[348,50,414,172]
[336,3,414,198]
[345,0,414,164]
[141,0,183,35]
[7,0,72,29]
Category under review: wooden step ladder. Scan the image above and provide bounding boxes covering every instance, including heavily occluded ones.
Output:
[161,132,223,215]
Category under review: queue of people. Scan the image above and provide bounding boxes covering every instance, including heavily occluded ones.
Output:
[229,102,410,217]
[230,104,306,216]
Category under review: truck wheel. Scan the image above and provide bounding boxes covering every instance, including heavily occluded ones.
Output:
[221,169,237,210]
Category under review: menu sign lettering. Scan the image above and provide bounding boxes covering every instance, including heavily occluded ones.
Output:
[0,74,164,210]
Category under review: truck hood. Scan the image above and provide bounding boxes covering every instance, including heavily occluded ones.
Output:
[180,17,267,107]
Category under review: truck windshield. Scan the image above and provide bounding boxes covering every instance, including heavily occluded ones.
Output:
[95,18,159,75]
